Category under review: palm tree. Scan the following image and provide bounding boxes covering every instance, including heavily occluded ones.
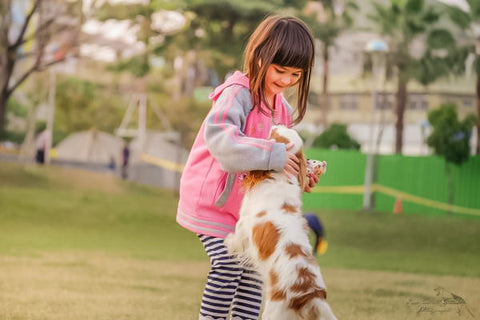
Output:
[368,0,455,154]
[301,0,358,128]
[441,0,480,154]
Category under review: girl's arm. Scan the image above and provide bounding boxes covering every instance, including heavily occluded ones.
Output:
[204,85,287,173]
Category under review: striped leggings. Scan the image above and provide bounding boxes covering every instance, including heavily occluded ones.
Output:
[198,234,263,320]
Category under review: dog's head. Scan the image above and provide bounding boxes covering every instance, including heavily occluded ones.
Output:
[269,125,303,155]
[269,125,308,190]
[242,125,308,190]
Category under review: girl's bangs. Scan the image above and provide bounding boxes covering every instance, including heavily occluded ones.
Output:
[271,28,313,70]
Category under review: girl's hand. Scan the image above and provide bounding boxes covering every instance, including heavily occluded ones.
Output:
[282,143,299,178]
[303,173,319,193]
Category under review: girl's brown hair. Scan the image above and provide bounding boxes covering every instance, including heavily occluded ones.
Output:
[243,15,315,125]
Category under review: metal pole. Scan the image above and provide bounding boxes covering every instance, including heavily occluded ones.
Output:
[45,69,56,164]
[363,74,376,211]
[362,40,388,211]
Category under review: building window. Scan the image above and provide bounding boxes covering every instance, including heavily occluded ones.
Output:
[375,93,394,110]
[462,98,474,108]
[409,94,429,111]
[308,92,319,106]
[339,94,358,110]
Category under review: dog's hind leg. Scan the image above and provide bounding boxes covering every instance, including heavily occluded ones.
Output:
[262,299,294,320]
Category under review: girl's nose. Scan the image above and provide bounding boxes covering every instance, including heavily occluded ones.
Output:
[280,76,292,85]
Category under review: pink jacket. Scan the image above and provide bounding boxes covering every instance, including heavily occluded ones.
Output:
[176,71,292,237]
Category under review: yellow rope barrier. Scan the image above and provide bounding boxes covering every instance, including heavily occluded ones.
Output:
[139,153,480,217]
[312,184,480,217]
[140,153,184,173]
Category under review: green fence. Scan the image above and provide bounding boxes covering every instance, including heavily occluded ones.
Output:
[303,149,480,217]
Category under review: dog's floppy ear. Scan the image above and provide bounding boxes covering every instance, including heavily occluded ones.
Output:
[269,126,290,144]
[243,170,272,190]
[296,151,308,191]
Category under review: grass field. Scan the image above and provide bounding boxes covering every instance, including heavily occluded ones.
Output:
[1,162,479,320]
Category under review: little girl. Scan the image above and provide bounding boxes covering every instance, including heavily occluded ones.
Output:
[176,15,316,320]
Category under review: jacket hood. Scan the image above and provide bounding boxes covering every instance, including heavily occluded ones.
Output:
[209,71,249,101]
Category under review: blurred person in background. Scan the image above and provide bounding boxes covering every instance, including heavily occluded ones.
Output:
[35,126,51,165]
[121,141,130,179]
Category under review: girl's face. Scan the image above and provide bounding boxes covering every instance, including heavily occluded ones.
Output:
[264,64,302,100]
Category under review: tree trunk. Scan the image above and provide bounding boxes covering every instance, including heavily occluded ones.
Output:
[0,91,7,136]
[0,50,15,135]
[395,74,407,154]
[318,44,329,128]
[476,77,480,155]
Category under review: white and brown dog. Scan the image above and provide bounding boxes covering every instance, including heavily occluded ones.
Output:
[225,125,335,320]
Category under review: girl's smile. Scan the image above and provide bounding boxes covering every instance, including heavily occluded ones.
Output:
[265,64,302,103]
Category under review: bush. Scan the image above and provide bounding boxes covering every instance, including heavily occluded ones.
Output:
[0,130,26,144]
[312,123,360,150]
[426,104,476,166]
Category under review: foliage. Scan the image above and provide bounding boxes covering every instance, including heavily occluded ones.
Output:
[302,0,358,53]
[0,0,83,136]
[92,0,308,144]
[441,0,480,154]
[160,0,307,80]
[6,98,28,118]
[312,123,360,150]
[93,2,156,78]
[299,0,358,127]
[367,0,456,154]
[94,1,184,79]
[54,77,124,136]
[158,96,211,149]
[107,56,150,79]
[0,99,29,144]
[0,130,25,144]
[426,104,476,166]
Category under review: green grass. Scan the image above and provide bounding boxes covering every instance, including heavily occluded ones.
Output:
[315,209,480,277]
[1,162,479,319]
[0,163,204,261]
[2,162,478,276]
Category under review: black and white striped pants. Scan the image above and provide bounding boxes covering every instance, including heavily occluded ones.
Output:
[198,234,263,320]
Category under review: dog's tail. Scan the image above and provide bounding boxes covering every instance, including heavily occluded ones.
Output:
[294,294,337,320]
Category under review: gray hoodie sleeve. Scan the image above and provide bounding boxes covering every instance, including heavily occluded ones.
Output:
[204,85,286,173]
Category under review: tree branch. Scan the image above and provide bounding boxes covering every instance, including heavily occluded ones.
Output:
[14,19,76,49]
[13,17,55,49]
[12,0,41,50]
[6,56,66,99]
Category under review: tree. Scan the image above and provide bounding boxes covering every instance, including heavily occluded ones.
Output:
[312,123,360,150]
[301,0,358,128]
[441,0,480,155]
[368,0,456,154]
[179,0,307,82]
[426,104,477,208]
[0,0,81,137]
[93,1,181,79]
[54,77,125,135]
